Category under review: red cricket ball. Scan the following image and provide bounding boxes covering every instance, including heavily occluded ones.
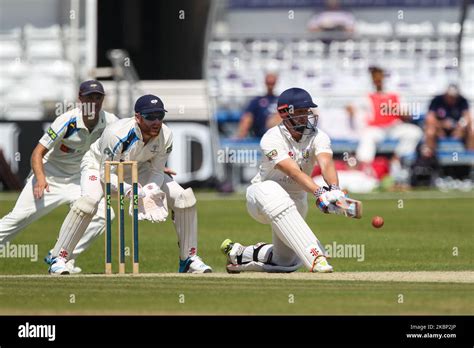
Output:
[372,216,384,228]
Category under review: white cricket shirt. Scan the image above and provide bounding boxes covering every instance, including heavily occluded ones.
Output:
[251,124,333,193]
[39,108,118,176]
[83,117,173,188]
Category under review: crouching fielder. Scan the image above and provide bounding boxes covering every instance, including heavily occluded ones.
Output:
[48,94,212,274]
[221,88,348,273]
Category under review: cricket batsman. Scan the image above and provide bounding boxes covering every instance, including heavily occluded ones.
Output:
[221,87,352,273]
[48,94,212,274]
[0,80,118,273]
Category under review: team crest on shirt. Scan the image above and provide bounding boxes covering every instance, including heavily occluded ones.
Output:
[303,148,310,161]
[265,149,278,160]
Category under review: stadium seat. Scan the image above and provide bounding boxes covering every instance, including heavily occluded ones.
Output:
[24,24,61,40]
[3,60,29,79]
[355,21,393,37]
[396,22,434,37]
[32,60,75,79]
[26,41,63,60]
[438,22,461,37]
[0,41,22,61]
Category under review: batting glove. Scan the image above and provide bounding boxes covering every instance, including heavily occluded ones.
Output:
[315,187,346,213]
[315,187,330,213]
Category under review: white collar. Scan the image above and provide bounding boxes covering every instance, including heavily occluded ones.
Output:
[133,120,144,141]
[75,108,108,132]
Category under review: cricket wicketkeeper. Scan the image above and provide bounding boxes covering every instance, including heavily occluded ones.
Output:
[48,94,212,274]
[221,87,354,273]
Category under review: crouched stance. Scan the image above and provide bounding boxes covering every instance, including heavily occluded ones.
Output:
[49,94,212,274]
[222,88,353,273]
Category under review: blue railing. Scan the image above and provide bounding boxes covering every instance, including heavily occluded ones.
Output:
[219,137,474,165]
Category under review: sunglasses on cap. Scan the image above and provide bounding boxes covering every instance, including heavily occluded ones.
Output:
[140,111,165,121]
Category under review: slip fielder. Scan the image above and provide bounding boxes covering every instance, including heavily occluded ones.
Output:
[0,80,117,273]
[48,94,212,275]
[221,87,352,273]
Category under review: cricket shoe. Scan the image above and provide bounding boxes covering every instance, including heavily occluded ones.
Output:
[65,259,82,274]
[311,256,333,273]
[44,251,82,274]
[179,255,212,273]
[48,257,70,275]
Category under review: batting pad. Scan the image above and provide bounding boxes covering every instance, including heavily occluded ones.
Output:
[52,196,98,260]
[269,201,326,271]
[241,243,273,264]
[173,188,198,260]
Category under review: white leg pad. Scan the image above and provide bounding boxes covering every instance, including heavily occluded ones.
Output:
[71,202,114,259]
[270,204,326,271]
[174,187,197,208]
[52,196,98,260]
[248,181,327,272]
[228,241,304,273]
[264,196,327,271]
[229,242,273,265]
[172,188,198,260]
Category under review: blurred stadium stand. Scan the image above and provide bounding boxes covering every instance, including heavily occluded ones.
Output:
[207,0,474,186]
[0,0,473,190]
[0,23,81,120]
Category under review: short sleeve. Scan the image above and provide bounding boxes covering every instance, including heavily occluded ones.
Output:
[38,115,70,150]
[260,132,289,167]
[314,131,333,156]
[245,97,258,114]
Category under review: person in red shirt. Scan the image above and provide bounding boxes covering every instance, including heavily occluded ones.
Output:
[347,66,423,177]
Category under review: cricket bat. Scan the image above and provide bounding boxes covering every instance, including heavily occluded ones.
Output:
[327,197,363,219]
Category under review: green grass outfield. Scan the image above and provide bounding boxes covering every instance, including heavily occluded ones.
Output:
[0,190,473,314]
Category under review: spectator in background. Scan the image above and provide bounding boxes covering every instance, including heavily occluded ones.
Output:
[422,84,474,158]
[235,73,279,139]
[347,66,423,183]
[307,0,355,34]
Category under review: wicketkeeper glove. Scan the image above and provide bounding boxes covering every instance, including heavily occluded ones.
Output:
[129,182,169,223]
[125,184,146,199]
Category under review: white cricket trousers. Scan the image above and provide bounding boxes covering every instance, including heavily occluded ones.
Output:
[0,166,107,259]
[246,181,308,267]
[356,122,423,163]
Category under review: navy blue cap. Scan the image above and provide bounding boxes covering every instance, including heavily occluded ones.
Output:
[277,88,317,111]
[79,80,105,96]
[134,94,168,114]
